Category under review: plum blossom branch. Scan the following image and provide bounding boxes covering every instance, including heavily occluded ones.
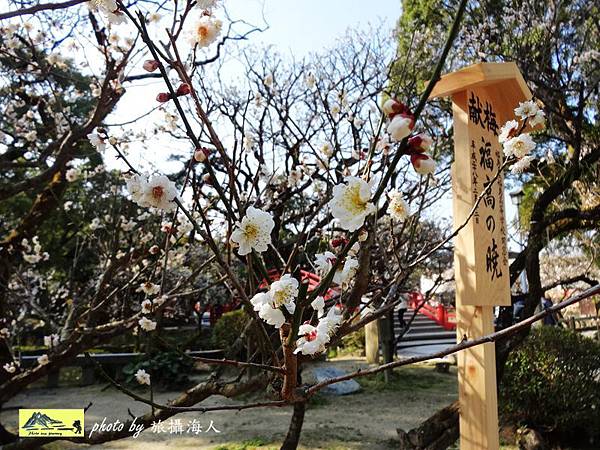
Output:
[305,283,600,396]
[0,0,87,20]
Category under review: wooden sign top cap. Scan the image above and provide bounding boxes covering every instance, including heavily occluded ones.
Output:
[428,62,532,100]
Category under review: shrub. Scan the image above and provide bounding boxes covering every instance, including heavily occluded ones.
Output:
[500,326,600,442]
[123,351,193,390]
[339,327,366,356]
[212,309,250,350]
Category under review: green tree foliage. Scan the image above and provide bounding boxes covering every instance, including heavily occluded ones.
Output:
[500,326,600,442]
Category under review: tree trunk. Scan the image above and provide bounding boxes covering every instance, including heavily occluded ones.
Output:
[397,401,459,450]
[0,421,17,445]
[280,401,306,450]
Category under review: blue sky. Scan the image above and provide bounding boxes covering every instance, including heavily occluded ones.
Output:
[226,0,401,56]
[111,0,521,249]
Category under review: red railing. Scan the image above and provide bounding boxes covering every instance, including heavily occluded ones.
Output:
[408,292,456,330]
[261,269,340,300]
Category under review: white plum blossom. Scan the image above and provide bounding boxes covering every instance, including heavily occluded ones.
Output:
[24,130,37,142]
[258,303,285,328]
[317,306,343,336]
[499,120,519,143]
[328,176,375,232]
[197,0,220,10]
[148,12,162,23]
[44,334,60,347]
[388,190,409,221]
[65,168,80,182]
[503,133,536,158]
[22,236,49,264]
[511,155,535,175]
[376,135,392,155]
[37,354,49,366]
[529,109,546,128]
[333,257,359,286]
[138,282,160,296]
[141,299,153,314]
[314,251,336,275]
[138,175,178,212]
[514,100,539,119]
[311,296,325,317]
[251,292,286,328]
[305,72,315,88]
[330,104,340,120]
[250,274,300,328]
[87,132,106,152]
[3,362,17,373]
[387,115,413,141]
[243,134,255,152]
[138,317,157,332]
[294,324,324,355]
[154,295,167,307]
[269,274,298,312]
[89,0,126,24]
[135,369,151,385]
[321,143,334,158]
[190,15,222,47]
[230,206,275,255]
[294,307,343,355]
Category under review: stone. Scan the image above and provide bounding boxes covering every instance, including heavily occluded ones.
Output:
[311,366,361,395]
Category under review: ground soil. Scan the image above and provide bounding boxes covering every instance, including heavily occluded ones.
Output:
[1,357,459,449]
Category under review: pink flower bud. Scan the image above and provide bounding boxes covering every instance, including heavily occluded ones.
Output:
[331,237,348,248]
[149,245,160,255]
[383,98,407,118]
[156,92,171,103]
[176,83,191,96]
[143,60,160,72]
[411,153,436,175]
[409,133,433,152]
[387,113,414,142]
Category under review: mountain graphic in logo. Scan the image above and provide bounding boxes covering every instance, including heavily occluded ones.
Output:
[22,412,73,431]
[19,409,84,437]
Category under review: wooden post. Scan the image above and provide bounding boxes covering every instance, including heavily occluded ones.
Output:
[365,319,380,364]
[430,62,534,450]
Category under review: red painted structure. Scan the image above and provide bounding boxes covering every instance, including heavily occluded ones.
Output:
[260,269,340,300]
[407,292,456,331]
[203,271,456,330]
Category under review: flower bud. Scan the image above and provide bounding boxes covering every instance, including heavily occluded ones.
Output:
[331,237,348,248]
[156,92,171,103]
[411,153,436,176]
[143,60,160,72]
[194,147,210,162]
[387,113,414,142]
[176,83,191,96]
[382,98,406,118]
[149,245,160,255]
[408,133,433,152]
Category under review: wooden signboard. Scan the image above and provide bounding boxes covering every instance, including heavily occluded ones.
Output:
[430,62,533,450]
